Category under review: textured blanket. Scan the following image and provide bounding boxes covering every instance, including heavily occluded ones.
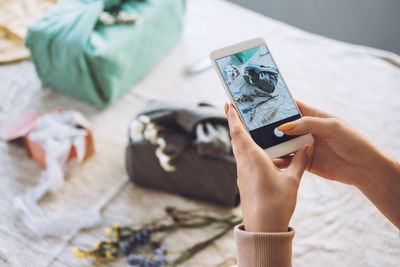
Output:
[0,0,399,266]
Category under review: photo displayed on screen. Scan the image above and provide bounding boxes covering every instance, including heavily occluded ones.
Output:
[216,45,299,132]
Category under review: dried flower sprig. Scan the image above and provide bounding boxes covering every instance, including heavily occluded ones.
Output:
[73,207,242,266]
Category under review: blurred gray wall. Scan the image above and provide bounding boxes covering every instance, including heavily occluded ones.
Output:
[227,0,400,54]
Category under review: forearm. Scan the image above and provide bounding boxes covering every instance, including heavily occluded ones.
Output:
[357,152,400,228]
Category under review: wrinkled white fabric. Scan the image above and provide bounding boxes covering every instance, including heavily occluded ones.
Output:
[13,111,100,237]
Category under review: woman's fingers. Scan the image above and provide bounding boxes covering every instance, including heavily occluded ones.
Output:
[273,155,292,169]
[295,99,333,118]
[287,145,313,181]
[278,116,339,138]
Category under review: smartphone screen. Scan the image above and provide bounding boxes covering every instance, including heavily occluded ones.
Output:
[216,45,301,149]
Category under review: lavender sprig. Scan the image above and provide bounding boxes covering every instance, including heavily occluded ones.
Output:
[73,207,242,266]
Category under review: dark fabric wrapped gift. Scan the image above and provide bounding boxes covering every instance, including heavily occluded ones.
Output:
[126,101,239,206]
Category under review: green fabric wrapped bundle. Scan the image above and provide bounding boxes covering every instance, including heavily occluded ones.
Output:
[26,0,185,107]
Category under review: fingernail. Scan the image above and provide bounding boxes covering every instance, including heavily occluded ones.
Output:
[305,144,314,159]
[224,103,229,114]
[278,121,295,131]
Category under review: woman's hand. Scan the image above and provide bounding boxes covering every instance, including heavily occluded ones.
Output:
[278,100,400,228]
[277,100,387,187]
[225,103,313,233]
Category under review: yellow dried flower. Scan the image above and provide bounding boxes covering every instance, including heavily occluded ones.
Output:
[113,222,120,228]
[73,248,89,258]
[95,241,102,249]
[104,227,113,235]
[105,251,116,261]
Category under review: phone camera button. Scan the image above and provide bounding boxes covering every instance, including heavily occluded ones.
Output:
[274,127,284,137]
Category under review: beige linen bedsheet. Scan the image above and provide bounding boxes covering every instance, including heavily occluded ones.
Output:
[0,0,399,266]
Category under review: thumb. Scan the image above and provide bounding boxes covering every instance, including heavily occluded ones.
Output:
[225,103,255,156]
[287,145,314,180]
[278,116,339,138]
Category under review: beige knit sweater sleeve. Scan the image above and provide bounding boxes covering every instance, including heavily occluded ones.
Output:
[234,224,295,267]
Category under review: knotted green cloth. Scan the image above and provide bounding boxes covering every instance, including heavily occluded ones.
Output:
[26,0,185,107]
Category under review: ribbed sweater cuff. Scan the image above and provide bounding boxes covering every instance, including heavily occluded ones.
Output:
[234,224,295,267]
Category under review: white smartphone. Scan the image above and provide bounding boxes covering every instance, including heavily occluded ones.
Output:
[210,37,314,159]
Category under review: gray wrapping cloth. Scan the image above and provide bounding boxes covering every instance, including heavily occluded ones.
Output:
[126,100,239,206]
[243,63,278,94]
[130,100,231,170]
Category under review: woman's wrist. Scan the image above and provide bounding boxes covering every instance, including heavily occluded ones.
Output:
[356,151,399,192]
[355,151,400,228]
[242,200,291,233]
[244,216,289,233]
